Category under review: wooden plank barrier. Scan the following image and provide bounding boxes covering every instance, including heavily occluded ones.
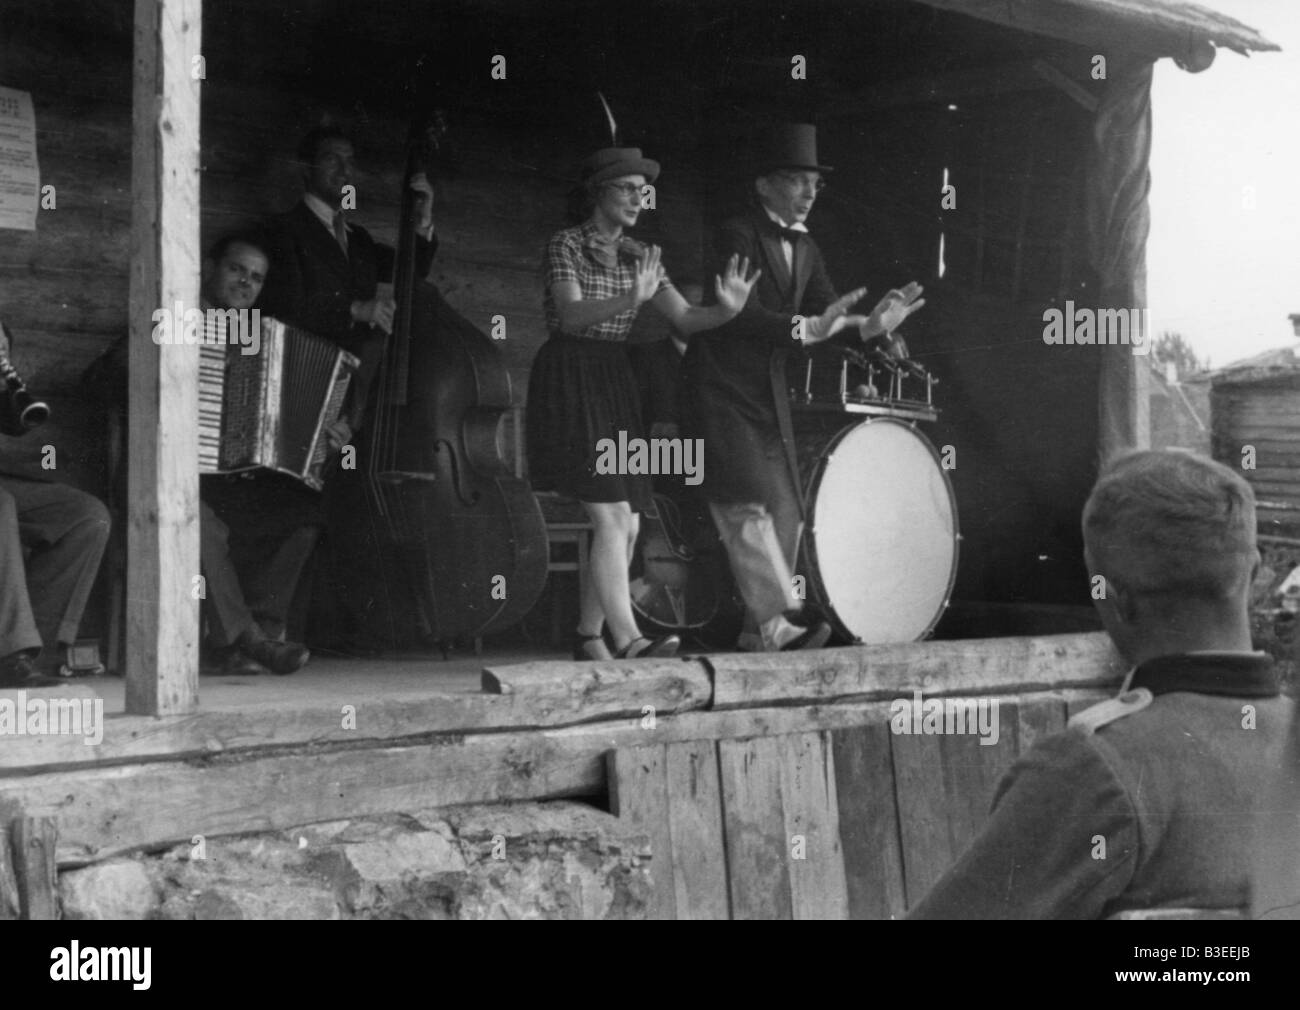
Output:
[609,687,1106,919]
[0,634,1119,876]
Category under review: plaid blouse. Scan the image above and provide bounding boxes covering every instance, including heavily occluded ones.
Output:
[543,221,673,342]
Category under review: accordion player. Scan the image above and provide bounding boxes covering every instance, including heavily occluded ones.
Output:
[199,313,359,491]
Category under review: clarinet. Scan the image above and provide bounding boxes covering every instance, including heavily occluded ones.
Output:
[0,347,51,435]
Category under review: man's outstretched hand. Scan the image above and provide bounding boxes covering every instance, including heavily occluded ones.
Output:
[860,282,925,341]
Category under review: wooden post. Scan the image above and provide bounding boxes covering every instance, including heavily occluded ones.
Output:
[0,821,21,920]
[1086,60,1153,460]
[12,817,58,920]
[126,0,202,714]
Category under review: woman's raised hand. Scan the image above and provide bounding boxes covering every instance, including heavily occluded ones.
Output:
[715,254,761,315]
[632,244,665,305]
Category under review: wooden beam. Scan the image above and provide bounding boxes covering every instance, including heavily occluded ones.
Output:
[126,0,202,714]
[11,817,58,920]
[0,685,1112,866]
[709,632,1124,709]
[0,822,21,920]
[909,0,1278,59]
[607,746,676,920]
[662,739,729,920]
[482,658,712,724]
[0,637,1121,773]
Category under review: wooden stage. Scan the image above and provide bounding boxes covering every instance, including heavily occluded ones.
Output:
[0,632,1126,919]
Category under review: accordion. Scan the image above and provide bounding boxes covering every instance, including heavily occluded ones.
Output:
[199,315,359,491]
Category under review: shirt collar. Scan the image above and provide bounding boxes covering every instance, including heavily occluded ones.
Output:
[763,206,808,234]
[304,192,345,232]
[1124,651,1279,698]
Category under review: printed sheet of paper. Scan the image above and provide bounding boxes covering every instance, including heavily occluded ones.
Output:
[0,86,40,231]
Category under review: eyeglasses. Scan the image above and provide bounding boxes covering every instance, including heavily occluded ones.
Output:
[602,181,645,198]
[771,172,826,193]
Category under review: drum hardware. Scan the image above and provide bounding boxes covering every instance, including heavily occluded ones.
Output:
[794,344,939,422]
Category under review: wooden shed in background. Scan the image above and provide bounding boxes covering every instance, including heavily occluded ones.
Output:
[1210,346,1300,537]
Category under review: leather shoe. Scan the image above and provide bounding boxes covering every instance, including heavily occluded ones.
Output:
[574,633,613,661]
[616,634,680,659]
[201,646,268,676]
[239,634,310,675]
[781,621,832,651]
[0,650,54,688]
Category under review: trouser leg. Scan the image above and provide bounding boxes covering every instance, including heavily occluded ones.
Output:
[708,500,798,625]
[0,485,41,657]
[707,448,806,627]
[200,500,258,648]
[243,525,319,639]
[8,480,110,652]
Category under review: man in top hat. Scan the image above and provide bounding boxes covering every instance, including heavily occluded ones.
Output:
[680,123,925,651]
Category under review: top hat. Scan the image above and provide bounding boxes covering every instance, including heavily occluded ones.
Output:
[752,123,832,174]
[581,147,660,187]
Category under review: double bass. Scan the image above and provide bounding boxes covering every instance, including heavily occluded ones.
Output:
[355,114,548,650]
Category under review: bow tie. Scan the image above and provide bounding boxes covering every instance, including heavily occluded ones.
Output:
[584,233,646,269]
[766,220,806,245]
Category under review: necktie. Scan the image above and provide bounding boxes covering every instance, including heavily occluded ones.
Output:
[333,212,348,255]
[768,220,803,273]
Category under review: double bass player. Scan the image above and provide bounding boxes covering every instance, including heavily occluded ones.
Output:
[260,126,438,655]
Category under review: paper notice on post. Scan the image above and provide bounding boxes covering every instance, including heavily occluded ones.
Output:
[0,86,40,231]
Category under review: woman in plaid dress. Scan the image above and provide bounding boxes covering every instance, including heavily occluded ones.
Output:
[529,146,758,660]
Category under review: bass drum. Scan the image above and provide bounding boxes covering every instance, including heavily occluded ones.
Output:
[796,416,958,644]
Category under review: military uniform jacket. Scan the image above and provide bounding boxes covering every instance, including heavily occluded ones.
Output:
[679,210,837,504]
[907,652,1292,919]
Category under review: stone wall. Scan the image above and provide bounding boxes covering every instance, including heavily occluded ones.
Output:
[59,801,651,921]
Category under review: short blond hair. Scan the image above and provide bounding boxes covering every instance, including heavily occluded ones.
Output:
[1083,449,1256,598]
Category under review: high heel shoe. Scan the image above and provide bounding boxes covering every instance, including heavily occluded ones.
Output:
[615,634,680,659]
[574,633,613,661]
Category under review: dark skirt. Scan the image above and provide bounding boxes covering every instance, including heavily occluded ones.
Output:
[527,335,653,512]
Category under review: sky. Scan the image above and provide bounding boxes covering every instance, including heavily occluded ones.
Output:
[1147,0,1300,370]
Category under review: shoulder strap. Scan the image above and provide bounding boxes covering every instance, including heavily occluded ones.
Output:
[1067,688,1155,735]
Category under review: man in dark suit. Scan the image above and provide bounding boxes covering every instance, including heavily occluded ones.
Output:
[680,123,924,651]
[259,126,437,364]
[258,126,437,652]
[0,320,111,687]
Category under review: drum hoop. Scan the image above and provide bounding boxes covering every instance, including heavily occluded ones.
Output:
[799,417,960,644]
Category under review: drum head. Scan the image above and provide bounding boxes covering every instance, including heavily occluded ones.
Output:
[803,419,957,643]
